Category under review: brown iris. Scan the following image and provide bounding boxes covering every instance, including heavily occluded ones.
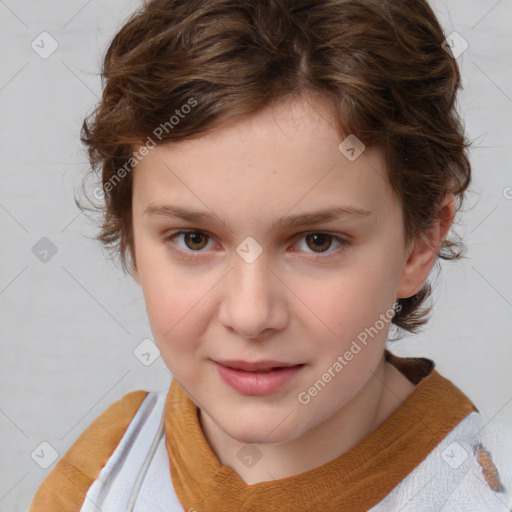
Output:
[184,232,209,250]
[305,233,332,253]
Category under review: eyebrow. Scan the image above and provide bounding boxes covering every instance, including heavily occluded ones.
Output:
[143,204,371,232]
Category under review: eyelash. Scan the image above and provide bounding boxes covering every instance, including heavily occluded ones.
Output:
[162,229,351,262]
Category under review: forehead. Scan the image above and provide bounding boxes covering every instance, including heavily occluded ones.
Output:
[131,94,394,226]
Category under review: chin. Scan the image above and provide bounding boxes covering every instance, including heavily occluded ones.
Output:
[222,412,305,446]
[230,428,290,445]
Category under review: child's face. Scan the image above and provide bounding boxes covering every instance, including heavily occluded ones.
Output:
[131,94,415,444]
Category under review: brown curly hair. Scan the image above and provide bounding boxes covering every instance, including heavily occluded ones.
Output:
[78,0,472,333]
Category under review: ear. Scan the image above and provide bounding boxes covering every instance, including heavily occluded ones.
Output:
[396,194,456,299]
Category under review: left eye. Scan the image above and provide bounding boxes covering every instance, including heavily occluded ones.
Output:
[294,232,345,254]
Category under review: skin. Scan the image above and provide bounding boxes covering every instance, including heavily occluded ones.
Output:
[131,92,455,484]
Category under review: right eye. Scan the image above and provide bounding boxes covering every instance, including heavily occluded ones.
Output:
[163,230,216,255]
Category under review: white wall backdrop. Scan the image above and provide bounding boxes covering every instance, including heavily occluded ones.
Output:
[0,0,511,510]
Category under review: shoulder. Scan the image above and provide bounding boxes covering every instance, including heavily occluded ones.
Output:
[28,390,149,512]
[440,413,512,510]
[372,412,512,511]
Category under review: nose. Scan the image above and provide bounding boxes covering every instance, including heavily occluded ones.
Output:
[218,254,289,340]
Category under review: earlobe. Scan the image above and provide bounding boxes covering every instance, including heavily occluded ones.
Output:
[396,194,456,299]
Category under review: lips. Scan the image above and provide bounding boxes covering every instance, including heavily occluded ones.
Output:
[214,359,302,372]
[213,360,305,395]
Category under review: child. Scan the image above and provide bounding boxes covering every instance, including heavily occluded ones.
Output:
[29,0,512,510]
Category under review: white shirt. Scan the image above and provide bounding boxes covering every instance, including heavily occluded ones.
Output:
[80,389,512,512]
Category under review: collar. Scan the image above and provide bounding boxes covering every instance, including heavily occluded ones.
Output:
[164,350,478,511]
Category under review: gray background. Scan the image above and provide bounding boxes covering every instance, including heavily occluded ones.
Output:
[0,0,511,510]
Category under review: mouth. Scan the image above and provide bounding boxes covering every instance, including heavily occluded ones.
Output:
[236,367,295,373]
[214,359,304,372]
[213,360,305,395]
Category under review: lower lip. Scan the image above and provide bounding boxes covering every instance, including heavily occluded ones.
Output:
[215,362,304,395]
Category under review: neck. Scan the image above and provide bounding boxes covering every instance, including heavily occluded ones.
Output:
[198,354,416,484]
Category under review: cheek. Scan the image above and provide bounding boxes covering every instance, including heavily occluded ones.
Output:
[144,278,205,340]
[142,275,208,381]
[135,246,208,353]
[297,260,397,338]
